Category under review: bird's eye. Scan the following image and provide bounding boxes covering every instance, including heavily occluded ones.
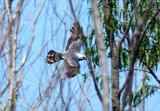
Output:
[83,57,86,59]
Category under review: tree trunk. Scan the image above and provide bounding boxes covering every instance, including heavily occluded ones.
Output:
[91,0,110,110]
[111,46,120,111]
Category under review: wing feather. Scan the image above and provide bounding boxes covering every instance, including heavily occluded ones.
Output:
[65,21,83,50]
[64,21,84,78]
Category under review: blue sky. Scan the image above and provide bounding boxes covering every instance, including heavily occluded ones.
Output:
[0,0,160,111]
[14,0,102,110]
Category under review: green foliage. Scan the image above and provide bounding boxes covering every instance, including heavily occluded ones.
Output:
[139,12,160,69]
[101,0,160,70]
[84,30,100,67]
[130,15,136,27]
[132,75,159,106]
[94,74,102,89]
[82,73,88,83]
[120,48,131,69]
[139,0,149,15]
[93,0,160,110]
[103,14,118,35]
[125,75,159,106]
[85,47,95,57]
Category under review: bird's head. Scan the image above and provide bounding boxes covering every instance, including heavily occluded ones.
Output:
[76,53,87,61]
[79,56,87,60]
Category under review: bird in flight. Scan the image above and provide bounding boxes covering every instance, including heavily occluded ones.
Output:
[46,21,86,78]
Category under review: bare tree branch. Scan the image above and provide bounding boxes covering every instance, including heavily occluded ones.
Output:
[91,0,110,110]
[68,0,78,22]
[31,66,62,110]
[141,61,160,85]
[7,0,23,110]
[17,0,46,73]
[86,58,103,102]
[77,78,95,111]
[121,1,156,110]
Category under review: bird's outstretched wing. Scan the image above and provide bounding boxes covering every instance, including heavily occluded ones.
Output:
[46,21,85,78]
[65,21,84,50]
[64,21,84,78]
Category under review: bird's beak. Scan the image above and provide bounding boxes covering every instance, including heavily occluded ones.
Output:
[83,56,87,60]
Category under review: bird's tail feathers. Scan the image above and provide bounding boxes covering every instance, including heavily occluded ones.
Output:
[65,69,80,78]
[46,50,63,64]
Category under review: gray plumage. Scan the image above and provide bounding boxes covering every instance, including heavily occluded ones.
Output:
[46,21,86,78]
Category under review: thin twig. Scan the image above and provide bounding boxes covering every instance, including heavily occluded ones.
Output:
[68,0,78,22]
